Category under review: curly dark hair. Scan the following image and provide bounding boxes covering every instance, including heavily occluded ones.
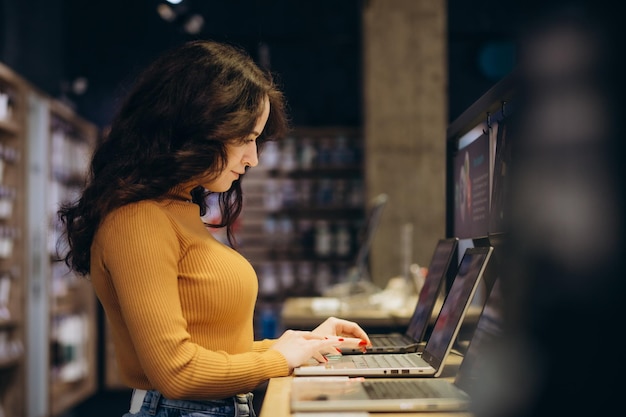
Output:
[58,40,289,276]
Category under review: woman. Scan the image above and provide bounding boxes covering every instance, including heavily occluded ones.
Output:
[58,40,370,417]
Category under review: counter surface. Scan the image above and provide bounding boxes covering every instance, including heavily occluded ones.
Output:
[259,352,471,417]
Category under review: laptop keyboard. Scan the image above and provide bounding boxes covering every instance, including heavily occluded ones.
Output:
[372,336,401,347]
[352,354,424,369]
[363,380,439,399]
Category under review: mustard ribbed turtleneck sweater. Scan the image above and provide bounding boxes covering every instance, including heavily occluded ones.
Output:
[90,191,289,400]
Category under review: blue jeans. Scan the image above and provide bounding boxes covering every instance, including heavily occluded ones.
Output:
[122,390,256,417]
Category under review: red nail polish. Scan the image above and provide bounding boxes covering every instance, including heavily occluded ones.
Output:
[358,340,367,346]
[335,347,342,354]
[338,338,344,341]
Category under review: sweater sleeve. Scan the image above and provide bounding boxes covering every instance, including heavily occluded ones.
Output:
[95,203,289,399]
[252,339,277,352]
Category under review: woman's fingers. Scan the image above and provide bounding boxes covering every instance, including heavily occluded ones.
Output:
[314,336,368,356]
[273,328,373,368]
[312,317,372,346]
[333,321,372,343]
[299,331,327,341]
[271,330,353,368]
[311,350,328,363]
[338,337,369,352]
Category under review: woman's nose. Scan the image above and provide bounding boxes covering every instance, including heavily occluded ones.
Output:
[243,142,259,167]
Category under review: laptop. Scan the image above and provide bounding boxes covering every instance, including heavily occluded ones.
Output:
[289,276,504,413]
[293,246,494,378]
[340,237,459,354]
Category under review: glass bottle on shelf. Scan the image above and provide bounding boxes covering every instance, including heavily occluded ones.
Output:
[258,263,279,299]
[259,141,280,170]
[297,179,313,206]
[263,216,278,252]
[315,178,333,207]
[276,216,294,253]
[299,137,317,170]
[0,88,10,121]
[0,273,11,320]
[0,145,5,184]
[314,263,333,295]
[296,219,314,255]
[348,178,365,208]
[263,178,282,211]
[335,221,352,257]
[296,261,314,295]
[316,137,332,167]
[314,220,333,257]
[0,186,15,220]
[280,136,298,172]
[333,179,348,207]
[279,261,295,294]
[331,135,355,166]
[281,178,298,208]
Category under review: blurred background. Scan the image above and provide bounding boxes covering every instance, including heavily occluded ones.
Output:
[1,0,518,128]
[2,1,624,417]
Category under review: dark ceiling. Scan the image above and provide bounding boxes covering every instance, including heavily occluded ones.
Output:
[2,0,525,129]
[62,0,366,128]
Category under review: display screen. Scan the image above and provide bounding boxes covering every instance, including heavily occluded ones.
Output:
[453,132,491,239]
[489,118,512,236]
[405,238,457,341]
[454,278,504,394]
[422,247,491,367]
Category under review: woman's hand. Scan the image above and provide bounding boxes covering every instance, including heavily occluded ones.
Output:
[269,329,343,370]
[269,318,372,372]
[312,316,372,352]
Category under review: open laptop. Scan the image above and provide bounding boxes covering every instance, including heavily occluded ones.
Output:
[294,246,494,377]
[340,237,459,354]
[290,276,504,413]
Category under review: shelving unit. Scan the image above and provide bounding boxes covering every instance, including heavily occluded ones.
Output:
[238,126,365,338]
[0,61,27,417]
[26,89,99,416]
[49,100,99,416]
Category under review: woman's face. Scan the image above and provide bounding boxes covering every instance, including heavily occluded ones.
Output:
[200,96,270,192]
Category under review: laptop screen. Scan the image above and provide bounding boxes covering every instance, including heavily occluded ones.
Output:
[421,247,493,371]
[405,238,458,342]
[454,277,504,393]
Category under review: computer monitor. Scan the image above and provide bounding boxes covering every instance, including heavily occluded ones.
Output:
[452,129,491,241]
[447,75,516,238]
[446,71,516,288]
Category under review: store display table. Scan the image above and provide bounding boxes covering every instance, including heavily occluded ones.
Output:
[259,352,470,417]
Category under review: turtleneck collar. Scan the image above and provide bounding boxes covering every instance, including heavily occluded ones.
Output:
[167,183,197,202]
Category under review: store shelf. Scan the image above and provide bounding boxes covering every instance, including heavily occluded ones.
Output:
[239,126,365,339]
[0,354,22,370]
[3,65,99,417]
[25,88,99,416]
[0,61,28,417]
[0,119,19,135]
[48,100,99,416]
